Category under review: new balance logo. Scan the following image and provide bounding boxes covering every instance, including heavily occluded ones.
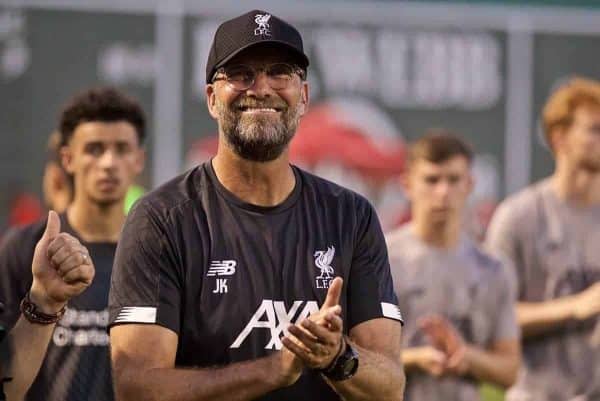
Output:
[208,261,236,294]
[207,260,237,276]
[230,300,319,350]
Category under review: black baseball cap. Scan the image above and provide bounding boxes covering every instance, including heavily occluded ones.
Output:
[206,10,309,84]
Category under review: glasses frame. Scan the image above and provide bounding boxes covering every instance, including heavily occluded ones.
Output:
[212,62,306,91]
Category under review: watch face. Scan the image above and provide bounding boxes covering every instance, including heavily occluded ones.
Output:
[343,357,358,376]
[336,344,359,380]
[322,341,359,381]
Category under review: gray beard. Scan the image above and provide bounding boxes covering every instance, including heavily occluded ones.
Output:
[216,98,300,162]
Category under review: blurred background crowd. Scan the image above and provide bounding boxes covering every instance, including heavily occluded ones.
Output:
[4,0,599,236]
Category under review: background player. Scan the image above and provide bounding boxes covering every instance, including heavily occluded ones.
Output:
[387,132,521,400]
[1,211,95,400]
[487,77,600,400]
[0,86,146,401]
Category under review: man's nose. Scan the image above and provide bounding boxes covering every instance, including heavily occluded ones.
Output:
[99,149,117,168]
[435,181,451,198]
[245,71,274,98]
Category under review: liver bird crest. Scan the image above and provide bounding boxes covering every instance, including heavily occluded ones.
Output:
[314,246,335,279]
[254,14,271,36]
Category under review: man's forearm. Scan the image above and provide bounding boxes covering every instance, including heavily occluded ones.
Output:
[326,341,405,401]
[114,352,292,401]
[517,298,576,338]
[3,315,56,401]
[463,345,519,388]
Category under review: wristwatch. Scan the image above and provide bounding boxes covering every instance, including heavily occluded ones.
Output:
[321,338,359,381]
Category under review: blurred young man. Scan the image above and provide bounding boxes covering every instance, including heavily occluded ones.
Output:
[487,77,600,401]
[387,132,521,401]
[108,9,404,401]
[0,87,145,401]
[1,211,95,400]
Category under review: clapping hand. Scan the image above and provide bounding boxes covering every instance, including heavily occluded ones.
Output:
[282,277,345,370]
[419,315,470,376]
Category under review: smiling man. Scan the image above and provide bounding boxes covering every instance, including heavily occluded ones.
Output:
[108,9,405,401]
[0,87,146,401]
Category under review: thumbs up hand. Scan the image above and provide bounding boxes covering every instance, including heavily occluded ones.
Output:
[29,211,95,314]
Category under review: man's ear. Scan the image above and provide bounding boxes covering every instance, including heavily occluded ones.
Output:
[134,148,146,176]
[466,171,475,195]
[61,145,75,175]
[299,81,310,117]
[206,84,219,119]
[400,170,411,199]
[548,126,565,154]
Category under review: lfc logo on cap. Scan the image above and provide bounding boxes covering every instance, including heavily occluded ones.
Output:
[254,14,271,36]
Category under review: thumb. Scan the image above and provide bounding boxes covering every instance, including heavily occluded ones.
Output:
[43,210,61,240]
[322,277,343,309]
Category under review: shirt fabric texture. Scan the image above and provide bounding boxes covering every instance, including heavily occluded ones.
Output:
[387,225,518,401]
[108,162,402,401]
[0,214,115,401]
[486,178,600,401]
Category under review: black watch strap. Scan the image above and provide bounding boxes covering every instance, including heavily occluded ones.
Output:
[320,337,359,381]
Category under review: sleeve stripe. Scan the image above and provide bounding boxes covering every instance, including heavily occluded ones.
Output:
[114,307,157,324]
[381,302,403,323]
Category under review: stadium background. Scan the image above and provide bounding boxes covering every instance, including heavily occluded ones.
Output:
[1,0,599,399]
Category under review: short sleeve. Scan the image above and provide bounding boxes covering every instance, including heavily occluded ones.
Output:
[486,201,525,299]
[0,227,37,331]
[347,200,403,329]
[491,258,520,342]
[108,201,182,334]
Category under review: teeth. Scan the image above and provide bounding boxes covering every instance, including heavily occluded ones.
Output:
[242,107,277,112]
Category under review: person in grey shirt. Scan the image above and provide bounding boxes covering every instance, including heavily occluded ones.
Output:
[487,77,600,401]
[387,132,521,401]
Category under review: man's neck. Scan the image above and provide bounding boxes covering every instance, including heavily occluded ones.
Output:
[212,143,296,207]
[552,161,600,207]
[66,198,125,243]
[411,215,461,249]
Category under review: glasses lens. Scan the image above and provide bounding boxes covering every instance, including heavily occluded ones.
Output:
[220,64,298,91]
[223,65,255,90]
[266,63,295,89]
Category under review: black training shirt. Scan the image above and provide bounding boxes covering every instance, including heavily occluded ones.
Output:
[108,162,402,401]
[0,214,115,401]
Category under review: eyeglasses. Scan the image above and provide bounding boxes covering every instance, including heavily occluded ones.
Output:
[212,63,306,91]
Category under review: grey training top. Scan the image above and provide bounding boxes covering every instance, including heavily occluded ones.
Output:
[486,178,600,401]
[387,225,518,401]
